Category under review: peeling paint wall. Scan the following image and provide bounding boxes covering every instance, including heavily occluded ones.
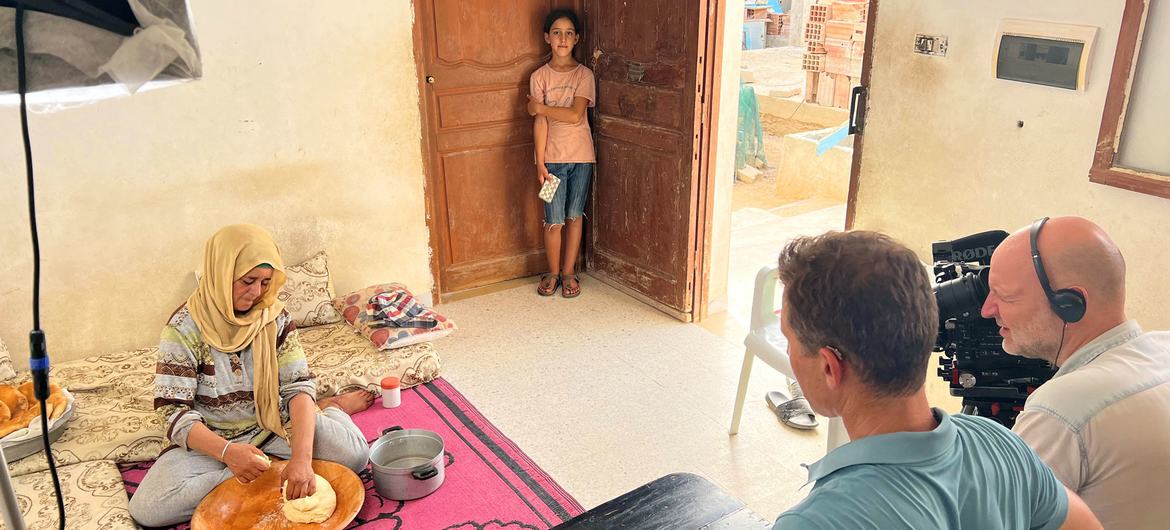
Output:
[854,1,1170,328]
[0,1,432,365]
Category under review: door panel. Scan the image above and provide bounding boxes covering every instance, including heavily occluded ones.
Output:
[441,145,544,263]
[586,0,708,316]
[419,0,580,294]
[595,80,685,128]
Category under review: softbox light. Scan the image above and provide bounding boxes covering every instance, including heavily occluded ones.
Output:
[0,0,200,107]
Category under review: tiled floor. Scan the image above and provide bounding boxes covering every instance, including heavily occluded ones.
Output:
[434,199,962,524]
[435,202,856,523]
[436,277,818,523]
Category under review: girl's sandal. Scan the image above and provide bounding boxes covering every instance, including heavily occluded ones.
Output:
[537,273,560,296]
[561,274,581,298]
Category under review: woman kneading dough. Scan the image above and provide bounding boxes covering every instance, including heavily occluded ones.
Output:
[128,224,375,528]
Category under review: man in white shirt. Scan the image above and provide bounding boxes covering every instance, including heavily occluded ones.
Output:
[982,216,1170,529]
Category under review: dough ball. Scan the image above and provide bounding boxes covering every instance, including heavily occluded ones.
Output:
[282,474,336,524]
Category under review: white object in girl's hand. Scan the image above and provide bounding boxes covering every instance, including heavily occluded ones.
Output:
[539,174,561,203]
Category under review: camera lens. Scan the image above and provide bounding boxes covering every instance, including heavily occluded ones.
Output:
[935,267,990,319]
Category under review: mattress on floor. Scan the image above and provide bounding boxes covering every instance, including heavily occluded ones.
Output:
[6,322,440,477]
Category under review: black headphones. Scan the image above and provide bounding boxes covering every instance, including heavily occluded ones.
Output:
[1029,217,1087,323]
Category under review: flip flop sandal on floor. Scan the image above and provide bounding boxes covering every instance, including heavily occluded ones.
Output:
[766,390,819,430]
[561,275,581,298]
[537,274,560,296]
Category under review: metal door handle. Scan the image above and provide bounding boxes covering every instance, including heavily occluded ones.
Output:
[426,76,436,84]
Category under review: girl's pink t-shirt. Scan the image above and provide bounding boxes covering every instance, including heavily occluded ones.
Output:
[530,63,596,163]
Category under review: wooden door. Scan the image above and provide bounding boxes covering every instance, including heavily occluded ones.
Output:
[416,0,581,295]
[585,0,711,318]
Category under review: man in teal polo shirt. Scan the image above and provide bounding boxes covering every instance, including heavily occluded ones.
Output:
[771,231,1100,529]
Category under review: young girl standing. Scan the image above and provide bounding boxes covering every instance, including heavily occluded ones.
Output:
[528,9,595,298]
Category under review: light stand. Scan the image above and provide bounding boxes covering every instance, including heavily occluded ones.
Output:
[0,444,23,530]
[1,2,196,527]
[2,2,62,528]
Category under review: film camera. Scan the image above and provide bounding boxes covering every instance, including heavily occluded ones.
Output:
[932,230,1057,427]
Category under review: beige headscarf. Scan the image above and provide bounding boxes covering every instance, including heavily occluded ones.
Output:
[187,224,289,438]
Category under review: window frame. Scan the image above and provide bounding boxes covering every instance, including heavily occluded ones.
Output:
[1089,0,1170,199]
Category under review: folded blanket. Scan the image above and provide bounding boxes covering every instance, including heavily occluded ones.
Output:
[365,291,438,329]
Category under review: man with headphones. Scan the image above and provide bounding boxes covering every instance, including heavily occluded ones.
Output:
[982,216,1170,529]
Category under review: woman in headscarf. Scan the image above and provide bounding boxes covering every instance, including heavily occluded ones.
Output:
[129,225,374,527]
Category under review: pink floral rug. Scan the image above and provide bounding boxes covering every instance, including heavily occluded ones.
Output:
[121,378,583,529]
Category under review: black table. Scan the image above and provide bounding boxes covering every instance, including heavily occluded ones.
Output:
[553,473,772,529]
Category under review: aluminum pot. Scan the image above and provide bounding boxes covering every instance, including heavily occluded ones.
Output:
[369,427,445,500]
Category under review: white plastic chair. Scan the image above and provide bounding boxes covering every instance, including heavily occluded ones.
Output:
[729,265,849,453]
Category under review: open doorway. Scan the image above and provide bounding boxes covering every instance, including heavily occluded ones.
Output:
[415,0,721,321]
[715,0,867,333]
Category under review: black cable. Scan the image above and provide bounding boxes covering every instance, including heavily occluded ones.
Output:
[15,2,66,529]
[15,6,37,329]
[1053,323,1068,368]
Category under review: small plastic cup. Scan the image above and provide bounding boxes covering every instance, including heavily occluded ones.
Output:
[380,376,401,408]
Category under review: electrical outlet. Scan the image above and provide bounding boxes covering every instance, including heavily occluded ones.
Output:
[914,34,948,56]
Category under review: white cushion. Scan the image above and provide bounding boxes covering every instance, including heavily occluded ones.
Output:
[277,251,343,328]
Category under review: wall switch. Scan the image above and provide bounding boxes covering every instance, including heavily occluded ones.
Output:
[914,34,948,56]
